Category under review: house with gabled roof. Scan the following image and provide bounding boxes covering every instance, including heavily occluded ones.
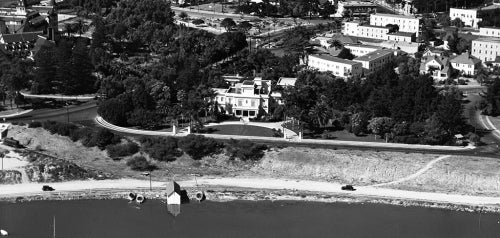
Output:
[450,51,481,76]
[419,55,451,80]
[166,181,181,205]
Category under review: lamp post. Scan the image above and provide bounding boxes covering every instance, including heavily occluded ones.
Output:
[142,171,152,191]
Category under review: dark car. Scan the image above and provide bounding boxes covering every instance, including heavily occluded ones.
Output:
[42,185,55,191]
[341,185,356,191]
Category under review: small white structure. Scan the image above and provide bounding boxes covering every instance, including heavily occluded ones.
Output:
[450,51,481,76]
[0,123,10,140]
[166,181,181,205]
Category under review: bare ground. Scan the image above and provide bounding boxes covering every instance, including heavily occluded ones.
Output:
[6,126,500,197]
[251,147,437,185]
[388,155,500,196]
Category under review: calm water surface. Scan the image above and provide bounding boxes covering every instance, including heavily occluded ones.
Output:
[1,199,500,238]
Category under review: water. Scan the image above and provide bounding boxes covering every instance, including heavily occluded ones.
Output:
[1,199,500,238]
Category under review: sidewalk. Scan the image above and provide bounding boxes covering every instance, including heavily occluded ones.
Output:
[0,109,33,119]
[20,91,96,101]
[96,116,472,152]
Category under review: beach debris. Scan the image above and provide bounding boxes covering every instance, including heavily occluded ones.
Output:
[166,181,181,205]
[0,229,8,236]
[136,194,145,204]
[42,185,55,191]
[127,193,137,201]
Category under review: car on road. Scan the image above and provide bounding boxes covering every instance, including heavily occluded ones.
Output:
[42,185,55,191]
[341,185,355,191]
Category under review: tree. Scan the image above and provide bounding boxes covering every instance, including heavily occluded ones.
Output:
[179,11,189,21]
[32,45,57,94]
[368,117,394,139]
[337,48,355,60]
[386,24,399,33]
[221,18,236,32]
[237,21,252,35]
[451,18,464,28]
[350,112,368,136]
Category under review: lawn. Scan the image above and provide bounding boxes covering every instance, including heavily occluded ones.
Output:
[205,124,276,137]
[0,0,17,8]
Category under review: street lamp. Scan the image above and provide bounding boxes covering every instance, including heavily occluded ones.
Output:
[141,171,152,191]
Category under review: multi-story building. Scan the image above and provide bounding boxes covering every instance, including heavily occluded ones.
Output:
[0,31,41,57]
[369,13,421,36]
[306,54,363,78]
[471,37,500,62]
[449,8,481,29]
[344,43,382,57]
[358,25,390,40]
[213,76,275,118]
[450,51,481,76]
[479,27,500,37]
[343,21,361,36]
[353,49,394,74]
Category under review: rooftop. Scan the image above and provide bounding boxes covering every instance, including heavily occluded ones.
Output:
[388,31,415,37]
[0,32,42,43]
[473,37,500,43]
[450,52,481,65]
[309,54,361,65]
[353,49,393,62]
[277,77,297,87]
[371,13,420,19]
[359,24,389,29]
[344,43,382,49]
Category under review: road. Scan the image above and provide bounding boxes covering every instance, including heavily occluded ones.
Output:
[464,93,500,154]
[5,101,98,124]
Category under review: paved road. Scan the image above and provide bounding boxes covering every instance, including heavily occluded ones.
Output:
[5,101,98,123]
[95,116,481,155]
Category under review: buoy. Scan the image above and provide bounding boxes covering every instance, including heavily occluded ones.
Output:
[0,229,8,236]
[136,194,145,204]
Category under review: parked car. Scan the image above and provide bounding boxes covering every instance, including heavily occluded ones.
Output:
[341,185,355,191]
[42,185,55,191]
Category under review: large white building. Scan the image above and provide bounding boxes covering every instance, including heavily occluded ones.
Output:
[213,76,276,118]
[479,27,500,37]
[353,49,394,74]
[471,37,500,62]
[369,13,421,37]
[449,8,481,29]
[343,21,390,40]
[306,54,363,78]
[344,43,382,57]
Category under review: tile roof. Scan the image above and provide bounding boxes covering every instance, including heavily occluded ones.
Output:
[309,54,361,65]
[450,52,481,65]
[0,32,42,43]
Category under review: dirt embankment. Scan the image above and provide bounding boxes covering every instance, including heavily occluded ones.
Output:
[252,147,437,185]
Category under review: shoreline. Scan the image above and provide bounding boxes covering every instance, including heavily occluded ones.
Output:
[1,182,499,214]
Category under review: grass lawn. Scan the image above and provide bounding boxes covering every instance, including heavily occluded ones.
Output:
[0,0,17,7]
[205,124,275,137]
[306,129,387,143]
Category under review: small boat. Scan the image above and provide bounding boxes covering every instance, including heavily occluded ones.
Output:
[127,193,137,201]
[0,229,8,236]
[136,194,145,204]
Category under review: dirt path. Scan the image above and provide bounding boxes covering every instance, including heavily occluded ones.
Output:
[372,155,451,187]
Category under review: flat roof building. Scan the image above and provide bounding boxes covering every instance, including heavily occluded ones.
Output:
[369,13,421,36]
[353,49,394,74]
[449,8,481,29]
[307,54,363,78]
[471,37,500,62]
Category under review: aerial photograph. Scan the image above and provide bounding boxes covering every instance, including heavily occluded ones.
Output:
[1,0,500,237]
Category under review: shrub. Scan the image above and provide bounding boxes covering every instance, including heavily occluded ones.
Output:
[71,127,121,149]
[225,139,267,161]
[70,127,94,142]
[192,19,204,25]
[41,121,78,137]
[106,142,139,158]
[126,156,156,171]
[178,134,222,160]
[139,136,182,162]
